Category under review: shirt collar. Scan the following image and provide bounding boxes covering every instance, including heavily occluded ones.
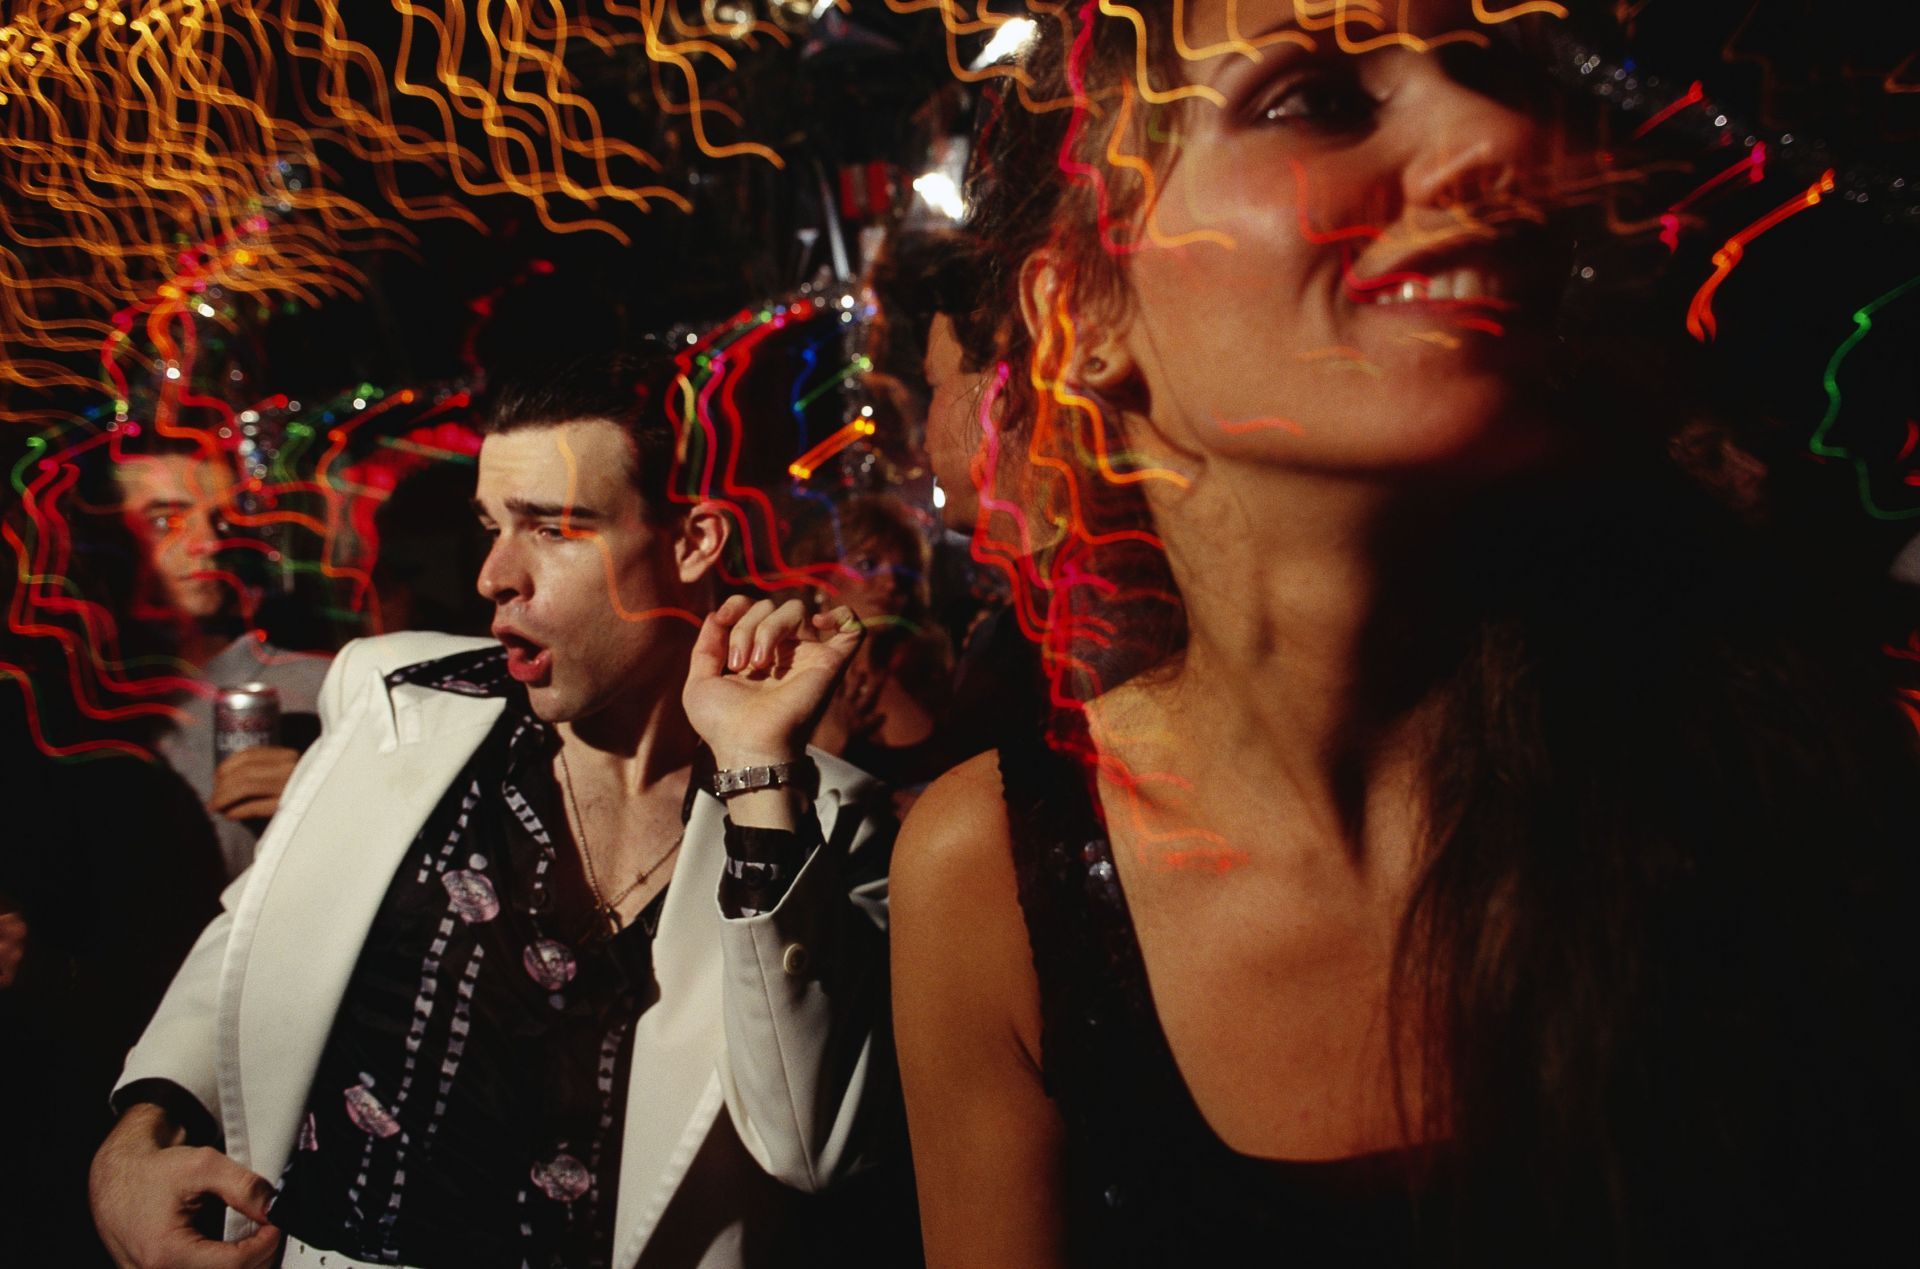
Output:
[386,645,552,772]
[385,645,710,817]
[384,644,518,698]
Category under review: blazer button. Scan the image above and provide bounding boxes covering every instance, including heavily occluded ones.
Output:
[782,942,810,976]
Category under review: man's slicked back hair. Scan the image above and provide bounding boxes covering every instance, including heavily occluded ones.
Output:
[478,349,680,519]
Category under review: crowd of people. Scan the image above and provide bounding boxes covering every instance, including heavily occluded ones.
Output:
[1,2,1917,1266]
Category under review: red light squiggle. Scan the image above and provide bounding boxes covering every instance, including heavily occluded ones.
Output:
[0,666,156,762]
[1633,80,1706,141]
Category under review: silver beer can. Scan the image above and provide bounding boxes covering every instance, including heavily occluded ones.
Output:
[214,682,281,764]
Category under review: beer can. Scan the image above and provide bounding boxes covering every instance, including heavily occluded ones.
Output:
[214,682,281,765]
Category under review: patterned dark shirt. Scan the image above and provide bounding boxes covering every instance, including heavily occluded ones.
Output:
[264,646,808,1268]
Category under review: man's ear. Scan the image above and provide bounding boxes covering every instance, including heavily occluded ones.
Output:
[1018,248,1136,394]
[673,501,730,585]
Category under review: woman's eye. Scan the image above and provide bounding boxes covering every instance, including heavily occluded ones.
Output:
[1255,76,1377,133]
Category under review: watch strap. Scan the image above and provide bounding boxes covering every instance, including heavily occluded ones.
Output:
[710,757,817,799]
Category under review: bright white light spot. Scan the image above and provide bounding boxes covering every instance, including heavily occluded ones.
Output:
[932,482,947,510]
[810,0,835,18]
[972,17,1037,70]
[912,171,967,222]
[352,397,367,410]
[197,303,216,318]
[164,365,181,380]
[239,410,259,423]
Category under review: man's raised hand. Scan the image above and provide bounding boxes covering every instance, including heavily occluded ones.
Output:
[683,595,865,771]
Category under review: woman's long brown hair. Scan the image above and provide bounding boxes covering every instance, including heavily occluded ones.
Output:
[963,7,1918,1262]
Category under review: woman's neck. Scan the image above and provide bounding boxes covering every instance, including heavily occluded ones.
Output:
[1136,467,1468,826]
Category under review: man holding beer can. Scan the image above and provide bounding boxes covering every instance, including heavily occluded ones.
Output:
[115,435,331,876]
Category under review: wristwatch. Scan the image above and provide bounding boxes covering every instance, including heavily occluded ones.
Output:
[710,757,817,799]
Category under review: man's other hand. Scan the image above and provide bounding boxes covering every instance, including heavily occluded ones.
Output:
[90,1103,282,1269]
[209,746,300,823]
[0,909,24,989]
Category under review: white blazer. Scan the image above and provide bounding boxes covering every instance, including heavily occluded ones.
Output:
[117,632,893,1268]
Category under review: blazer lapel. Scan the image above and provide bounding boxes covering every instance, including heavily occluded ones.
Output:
[222,680,505,1186]
[607,771,864,1266]
[611,789,731,1264]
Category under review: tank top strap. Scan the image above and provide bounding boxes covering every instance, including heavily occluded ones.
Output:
[997,711,1163,1103]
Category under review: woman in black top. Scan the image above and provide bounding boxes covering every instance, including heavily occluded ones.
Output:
[891,2,1918,1265]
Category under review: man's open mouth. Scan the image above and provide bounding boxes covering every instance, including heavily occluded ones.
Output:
[496,630,553,685]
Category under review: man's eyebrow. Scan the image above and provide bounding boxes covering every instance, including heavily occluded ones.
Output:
[137,497,191,514]
[503,496,604,521]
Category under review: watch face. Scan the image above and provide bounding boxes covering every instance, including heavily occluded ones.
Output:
[715,760,809,797]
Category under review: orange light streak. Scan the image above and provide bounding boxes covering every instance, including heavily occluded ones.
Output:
[788,417,879,481]
[1686,169,1836,342]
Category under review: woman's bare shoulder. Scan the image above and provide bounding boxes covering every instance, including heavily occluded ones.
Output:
[890,750,1032,1016]
[896,750,1012,870]
[891,753,1066,1264]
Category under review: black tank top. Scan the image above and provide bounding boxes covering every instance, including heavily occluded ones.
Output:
[999,714,1440,1266]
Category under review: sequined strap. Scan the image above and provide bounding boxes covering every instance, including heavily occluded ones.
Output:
[998,712,1153,1104]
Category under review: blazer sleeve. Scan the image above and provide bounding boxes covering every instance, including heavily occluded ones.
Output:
[711,757,895,1193]
[110,639,367,1123]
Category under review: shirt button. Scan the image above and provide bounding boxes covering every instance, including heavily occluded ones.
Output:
[782,943,810,976]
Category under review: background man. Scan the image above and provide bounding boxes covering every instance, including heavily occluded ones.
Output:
[90,352,895,1269]
[876,230,1039,764]
[115,437,331,878]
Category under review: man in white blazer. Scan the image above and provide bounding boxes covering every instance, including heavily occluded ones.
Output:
[90,353,898,1269]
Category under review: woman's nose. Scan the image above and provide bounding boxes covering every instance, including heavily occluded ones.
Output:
[1400,84,1544,213]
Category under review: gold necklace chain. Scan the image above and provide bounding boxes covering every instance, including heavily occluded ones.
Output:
[557,746,685,931]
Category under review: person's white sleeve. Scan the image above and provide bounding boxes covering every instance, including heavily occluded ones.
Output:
[110,639,366,1121]
[712,774,893,1193]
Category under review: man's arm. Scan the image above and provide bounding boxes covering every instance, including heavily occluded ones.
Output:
[110,638,364,1117]
[709,767,894,1191]
[683,596,892,1190]
[93,640,366,1267]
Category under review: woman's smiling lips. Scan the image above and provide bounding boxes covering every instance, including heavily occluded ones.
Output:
[1343,228,1562,320]
[1360,265,1515,306]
